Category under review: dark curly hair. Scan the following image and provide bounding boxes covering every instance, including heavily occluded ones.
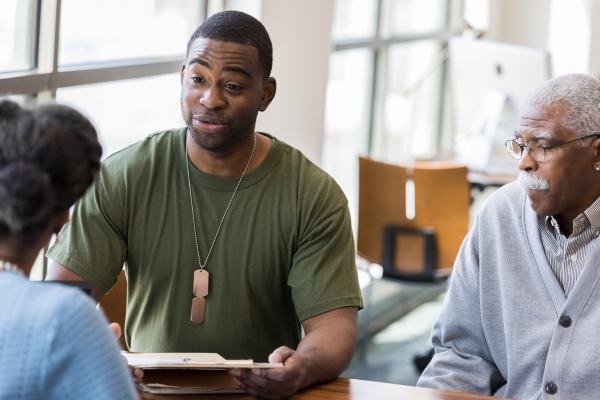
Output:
[187,10,273,80]
[0,100,102,248]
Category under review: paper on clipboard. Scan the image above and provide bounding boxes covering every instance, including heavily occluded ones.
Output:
[123,352,283,369]
[123,352,284,395]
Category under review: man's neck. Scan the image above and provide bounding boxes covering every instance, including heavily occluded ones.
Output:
[554,214,574,237]
[554,191,600,237]
[186,131,272,178]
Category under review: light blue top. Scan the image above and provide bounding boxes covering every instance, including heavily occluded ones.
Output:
[0,272,137,399]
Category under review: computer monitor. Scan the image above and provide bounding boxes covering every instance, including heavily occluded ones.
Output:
[449,37,552,175]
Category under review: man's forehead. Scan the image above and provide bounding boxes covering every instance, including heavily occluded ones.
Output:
[187,38,259,63]
[516,103,569,138]
[515,123,557,141]
[515,121,552,139]
[519,104,556,121]
[513,129,553,141]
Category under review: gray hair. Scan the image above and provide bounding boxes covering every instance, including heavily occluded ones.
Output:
[523,73,600,145]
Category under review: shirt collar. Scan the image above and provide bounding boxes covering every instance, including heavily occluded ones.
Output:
[583,195,600,234]
[544,215,561,238]
[544,195,600,237]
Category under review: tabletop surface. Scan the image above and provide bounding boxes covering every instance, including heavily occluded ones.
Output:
[138,378,505,400]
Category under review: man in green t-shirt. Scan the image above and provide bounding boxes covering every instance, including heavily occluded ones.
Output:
[46,10,362,399]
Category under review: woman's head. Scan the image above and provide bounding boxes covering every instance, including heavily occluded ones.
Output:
[0,100,102,251]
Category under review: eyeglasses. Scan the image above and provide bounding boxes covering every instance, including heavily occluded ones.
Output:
[505,133,600,162]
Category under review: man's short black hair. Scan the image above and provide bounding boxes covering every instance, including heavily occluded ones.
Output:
[187,11,273,80]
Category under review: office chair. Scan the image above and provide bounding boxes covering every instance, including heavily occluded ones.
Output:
[99,270,128,350]
[357,157,470,282]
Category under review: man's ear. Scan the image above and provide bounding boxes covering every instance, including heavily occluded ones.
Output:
[592,137,600,167]
[180,63,186,84]
[259,77,277,112]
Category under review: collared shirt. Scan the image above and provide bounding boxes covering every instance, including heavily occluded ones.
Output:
[538,196,600,296]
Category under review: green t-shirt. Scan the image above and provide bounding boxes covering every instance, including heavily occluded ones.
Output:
[48,128,363,361]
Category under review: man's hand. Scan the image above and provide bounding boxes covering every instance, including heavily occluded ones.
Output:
[230,346,306,399]
[230,307,358,399]
[110,322,144,384]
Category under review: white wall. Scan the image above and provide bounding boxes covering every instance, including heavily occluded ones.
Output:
[476,0,600,78]
[255,0,334,166]
[590,0,600,77]
[487,0,550,49]
[548,0,591,77]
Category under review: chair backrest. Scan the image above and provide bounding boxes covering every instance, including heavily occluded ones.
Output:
[357,157,470,277]
[98,270,128,350]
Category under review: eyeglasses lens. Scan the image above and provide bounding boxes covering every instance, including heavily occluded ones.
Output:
[527,142,545,162]
[505,140,546,161]
[506,141,522,160]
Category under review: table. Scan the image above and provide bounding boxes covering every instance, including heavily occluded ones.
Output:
[139,378,505,400]
[467,171,516,191]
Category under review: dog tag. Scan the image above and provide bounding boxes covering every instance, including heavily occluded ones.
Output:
[190,297,206,323]
[193,269,209,298]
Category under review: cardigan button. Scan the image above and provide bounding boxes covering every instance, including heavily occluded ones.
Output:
[545,382,558,394]
[559,316,572,328]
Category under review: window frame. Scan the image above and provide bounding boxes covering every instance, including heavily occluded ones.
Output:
[0,0,210,277]
[331,0,454,156]
[0,0,209,99]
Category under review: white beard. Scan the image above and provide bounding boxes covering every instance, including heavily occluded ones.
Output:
[518,171,550,191]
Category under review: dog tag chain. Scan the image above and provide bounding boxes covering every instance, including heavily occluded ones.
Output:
[186,132,256,323]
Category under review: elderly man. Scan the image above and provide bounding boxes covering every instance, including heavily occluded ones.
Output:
[417,73,600,399]
[45,10,362,399]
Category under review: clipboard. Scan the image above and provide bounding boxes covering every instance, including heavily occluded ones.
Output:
[124,352,284,395]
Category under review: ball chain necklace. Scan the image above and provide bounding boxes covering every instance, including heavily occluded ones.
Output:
[186,132,256,323]
[0,260,25,277]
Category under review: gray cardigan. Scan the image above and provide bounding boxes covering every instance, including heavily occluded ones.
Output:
[417,182,600,399]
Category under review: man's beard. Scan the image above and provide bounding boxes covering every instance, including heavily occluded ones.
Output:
[180,99,256,153]
[518,171,550,191]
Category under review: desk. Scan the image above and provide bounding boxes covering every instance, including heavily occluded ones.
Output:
[467,171,516,190]
[139,378,504,400]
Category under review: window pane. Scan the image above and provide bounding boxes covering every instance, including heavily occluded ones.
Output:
[373,40,443,161]
[384,0,447,36]
[0,0,34,73]
[59,0,203,66]
[0,95,27,105]
[56,73,185,158]
[331,0,378,41]
[223,0,262,20]
[322,49,374,232]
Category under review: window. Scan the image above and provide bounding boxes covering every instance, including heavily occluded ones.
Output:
[385,0,447,36]
[57,73,184,158]
[59,0,203,65]
[374,40,444,162]
[323,0,452,232]
[0,0,208,278]
[331,0,378,41]
[0,0,36,73]
[0,95,27,105]
[323,49,373,232]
